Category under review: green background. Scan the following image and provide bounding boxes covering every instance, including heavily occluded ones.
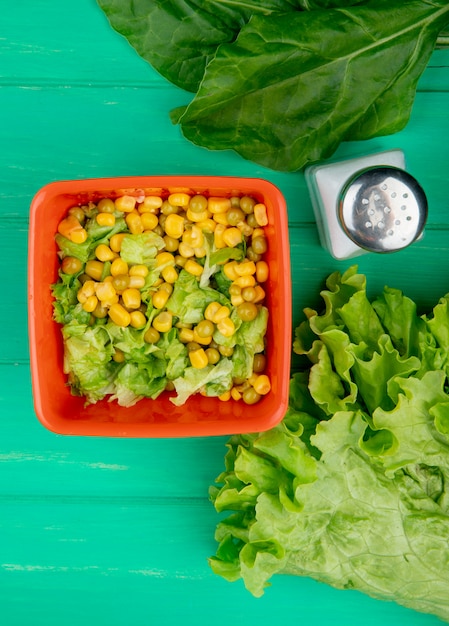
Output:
[1,2,449,624]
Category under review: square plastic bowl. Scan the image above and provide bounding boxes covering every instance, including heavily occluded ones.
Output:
[28,176,291,437]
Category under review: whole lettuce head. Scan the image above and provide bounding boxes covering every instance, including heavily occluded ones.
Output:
[209,266,449,623]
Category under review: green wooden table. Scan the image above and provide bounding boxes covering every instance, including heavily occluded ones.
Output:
[2,2,449,624]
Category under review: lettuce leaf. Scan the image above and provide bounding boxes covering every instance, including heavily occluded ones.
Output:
[62,321,117,403]
[171,358,233,406]
[119,231,165,266]
[51,272,88,324]
[110,361,167,406]
[166,269,230,325]
[209,266,449,622]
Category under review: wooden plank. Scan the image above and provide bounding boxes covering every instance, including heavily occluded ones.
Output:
[1,0,154,85]
[0,83,447,209]
[0,498,441,626]
[0,363,229,498]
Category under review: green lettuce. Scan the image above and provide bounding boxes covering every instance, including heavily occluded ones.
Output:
[209,266,449,622]
[227,307,269,380]
[84,215,127,241]
[156,328,189,381]
[119,231,165,265]
[171,358,234,407]
[55,233,92,263]
[51,272,87,324]
[55,216,128,263]
[110,361,167,406]
[62,321,117,403]
[166,269,230,325]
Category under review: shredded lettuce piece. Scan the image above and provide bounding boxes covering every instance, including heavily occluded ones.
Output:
[110,361,167,407]
[209,266,449,623]
[55,234,92,263]
[120,232,165,265]
[62,322,117,403]
[167,269,230,325]
[171,358,233,407]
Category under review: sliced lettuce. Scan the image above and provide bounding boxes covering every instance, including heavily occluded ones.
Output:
[228,307,269,380]
[105,322,156,363]
[110,361,167,407]
[51,272,86,324]
[62,322,117,403]
[167,269,230,325]
[120,232,165,265]
[171,358,233,406]
[55,216,128,263]
[55,233,92,263]
[238,306,268,356]
[156,328,189,380]
[209,266,449,623]
[84,215,127,241]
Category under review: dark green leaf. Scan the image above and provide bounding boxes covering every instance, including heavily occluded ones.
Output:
[96,0,297,92]
[175,0,449,170]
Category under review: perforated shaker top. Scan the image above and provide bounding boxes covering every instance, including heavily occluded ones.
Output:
[338,166,428,253]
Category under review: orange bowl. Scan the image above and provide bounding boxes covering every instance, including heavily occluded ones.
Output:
[28,176,291,437]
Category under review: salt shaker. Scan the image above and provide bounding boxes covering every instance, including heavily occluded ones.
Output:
[305,149,428,260]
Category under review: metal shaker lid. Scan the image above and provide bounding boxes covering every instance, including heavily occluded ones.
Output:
[338,166,428,253]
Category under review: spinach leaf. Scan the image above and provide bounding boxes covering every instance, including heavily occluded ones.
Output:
[297,0,365,6]
[173,0,449,171]
[97,0,449,171]
[96,0,297,92]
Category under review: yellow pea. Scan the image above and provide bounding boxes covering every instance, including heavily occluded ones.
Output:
[253,374,271,395]
[217,316,235,337]
[139,196,163,212]
[95,281,117,302]
[256,260,269,283]
[234,261,256,277]
[152,289,170,310]
[153,312,173,333]
[141,212,159,231]
[254,203,268,226]
[222,227,242,248]
[204,302,221,322]
[128,264,148,278]
[184,259,203,276]
[82,295,98,313]
[126,211,144,234]
[110,257,129,276]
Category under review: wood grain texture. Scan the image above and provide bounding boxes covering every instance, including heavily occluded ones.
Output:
[1,1,448,624]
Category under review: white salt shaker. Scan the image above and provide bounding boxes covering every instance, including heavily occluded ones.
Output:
[305,149,428,260]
